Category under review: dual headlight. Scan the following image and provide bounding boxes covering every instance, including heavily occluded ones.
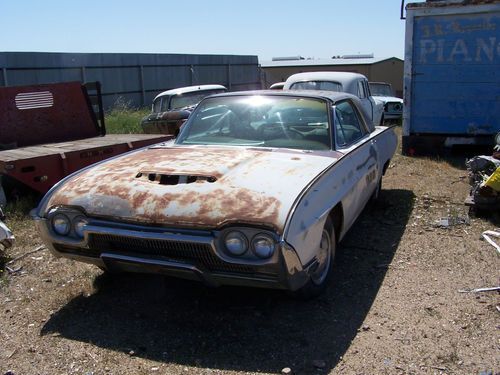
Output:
[51,213,88,239]
[223,230,275,259]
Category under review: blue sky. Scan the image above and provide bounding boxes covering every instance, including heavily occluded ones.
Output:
[1,0,422,61]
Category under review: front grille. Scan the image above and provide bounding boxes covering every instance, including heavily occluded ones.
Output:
[86,233,254,274]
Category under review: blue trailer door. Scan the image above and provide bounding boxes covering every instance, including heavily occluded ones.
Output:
[411,11,500,135]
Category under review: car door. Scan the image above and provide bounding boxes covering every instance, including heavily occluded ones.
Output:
[334,100,380,229]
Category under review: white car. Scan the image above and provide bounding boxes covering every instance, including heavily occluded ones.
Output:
[284,72,385,126]
[369,82,403,121]
[34,90,397,298]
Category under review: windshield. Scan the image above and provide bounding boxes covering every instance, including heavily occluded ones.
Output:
[169,89,226,110]
[176,95,331,150]
[369,83,394,97]
[290,81,342,92]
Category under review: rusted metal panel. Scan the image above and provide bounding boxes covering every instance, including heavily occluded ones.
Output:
[45,145,340,233]
[0,82,100,148]
[0,134,171,194]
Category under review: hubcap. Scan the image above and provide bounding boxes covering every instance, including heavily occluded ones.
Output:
[311,228,332,285]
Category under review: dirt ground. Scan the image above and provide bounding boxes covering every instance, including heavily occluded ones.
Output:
[1,133,499,375]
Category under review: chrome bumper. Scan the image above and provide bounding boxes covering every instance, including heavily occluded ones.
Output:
[35,217,309,291]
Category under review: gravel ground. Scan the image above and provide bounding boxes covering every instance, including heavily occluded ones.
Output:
[1,135,499,375]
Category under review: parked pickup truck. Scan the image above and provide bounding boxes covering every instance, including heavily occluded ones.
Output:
[0,81,172,208]
[284,72,385,127]
[369,82,403,122]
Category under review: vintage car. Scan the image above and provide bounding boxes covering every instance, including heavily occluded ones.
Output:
[369,82,403,122]
[269,82,285,90]
[141,84,227,135]
[33,90,397,298]
[284,72,385,126]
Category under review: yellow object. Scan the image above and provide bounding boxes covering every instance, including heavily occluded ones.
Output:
[484,167,500,192]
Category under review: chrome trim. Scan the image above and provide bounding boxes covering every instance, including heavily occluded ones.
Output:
[84,224,214,247]
[36,215,309,291]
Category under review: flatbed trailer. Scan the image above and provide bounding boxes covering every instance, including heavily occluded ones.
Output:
[0,81,171,206]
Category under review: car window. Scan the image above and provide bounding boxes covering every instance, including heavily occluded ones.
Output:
[152,98,162,113]
[357,81,367,99]
[177,95,331,151]
[364,81,371,97]
[334,101,367,147]
[290,81,343,92]
[160,96,171,112]
[369,83,393,97]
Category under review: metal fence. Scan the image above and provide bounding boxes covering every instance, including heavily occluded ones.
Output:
[0,52,261,110]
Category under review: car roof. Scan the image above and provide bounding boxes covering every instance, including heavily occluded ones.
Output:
[284,71,367,86]
[153,84,227,101]
[209,89,359,103]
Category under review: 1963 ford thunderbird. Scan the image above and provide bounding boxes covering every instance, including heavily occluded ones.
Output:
[33,90,397,297]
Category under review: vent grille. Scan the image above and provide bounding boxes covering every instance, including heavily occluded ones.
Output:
[87,233,255,274]
[15,91,54,110]
[136,172,216,185]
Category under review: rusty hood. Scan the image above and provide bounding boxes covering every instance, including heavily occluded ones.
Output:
[45,145,340,233]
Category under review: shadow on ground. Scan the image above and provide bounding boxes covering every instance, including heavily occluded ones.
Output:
[41,189,415,374]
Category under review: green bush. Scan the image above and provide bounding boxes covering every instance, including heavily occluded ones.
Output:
[105,97,150,134]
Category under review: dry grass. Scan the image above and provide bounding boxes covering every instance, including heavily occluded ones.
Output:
[1,128,499,374]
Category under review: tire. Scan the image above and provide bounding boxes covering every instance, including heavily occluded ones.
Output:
[292,217,336,299]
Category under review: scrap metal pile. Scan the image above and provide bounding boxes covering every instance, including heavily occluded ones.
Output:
[466,152,500,211]
[0,207,15,250]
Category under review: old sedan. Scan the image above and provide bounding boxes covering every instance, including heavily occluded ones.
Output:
[141,84,227,135]
[284,71,385,126]
[33,91,397,298]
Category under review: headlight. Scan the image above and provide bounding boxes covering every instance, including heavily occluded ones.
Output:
[224,231,248,256]
[52,214,71,236]
[73,215,88,238]
[251,234,275,259]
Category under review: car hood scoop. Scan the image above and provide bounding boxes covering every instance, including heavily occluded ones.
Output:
[136,171,217,185]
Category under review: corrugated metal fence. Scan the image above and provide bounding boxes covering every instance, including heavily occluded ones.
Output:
[0,52,261,109]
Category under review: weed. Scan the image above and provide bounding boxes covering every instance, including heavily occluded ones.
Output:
[105,98,149,134]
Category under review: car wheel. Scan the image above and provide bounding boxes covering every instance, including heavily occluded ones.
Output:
[292,217,336,299]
